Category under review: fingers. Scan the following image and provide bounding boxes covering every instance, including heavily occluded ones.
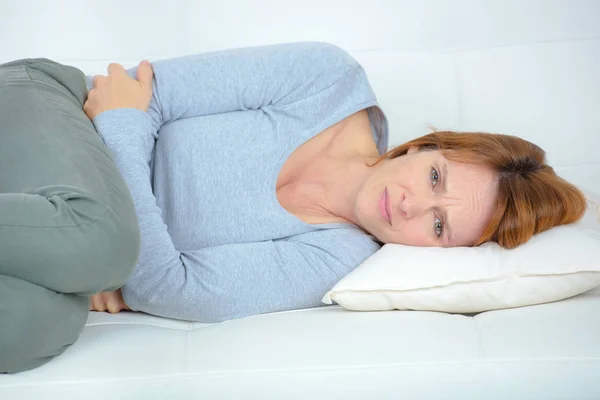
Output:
[136,60,154,89]
[93,62,124,87]
[92,74,105,88]
[96,61,152,88]
[89,292,127,314]
[89,293,103,311]
[106,299,122,314]
[107,62,126,76]
[89,293,110,312]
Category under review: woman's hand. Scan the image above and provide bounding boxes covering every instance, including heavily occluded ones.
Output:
[83,60,154,120]
[89,289,131,314]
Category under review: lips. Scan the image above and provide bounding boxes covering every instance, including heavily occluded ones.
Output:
[380,188,391,224]
[385,188,392,224]
[385,188,392,225]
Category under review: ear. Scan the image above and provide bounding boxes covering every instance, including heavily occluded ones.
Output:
[407,146,419,155]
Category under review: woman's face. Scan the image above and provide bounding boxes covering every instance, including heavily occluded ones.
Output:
[356,147,498,247]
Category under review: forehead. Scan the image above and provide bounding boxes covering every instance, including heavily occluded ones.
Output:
[416,150,496,187]
[442,155,499,245]
[445,157,497,188]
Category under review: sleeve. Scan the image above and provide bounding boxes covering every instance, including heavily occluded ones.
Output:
[117,41,363,142]
[121,229,380,323]
[89,42,372,322]
[91,109,380,322]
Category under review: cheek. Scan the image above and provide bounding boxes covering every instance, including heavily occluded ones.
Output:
[362,179,386,210]
[393,170,423,195]
[356,186,376,217]
[387,219,431,246]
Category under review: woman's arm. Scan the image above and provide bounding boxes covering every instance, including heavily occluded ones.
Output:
[122,230,380,323]
[88,41,366,199]
[86,42,370,318]
[125,41,362,127]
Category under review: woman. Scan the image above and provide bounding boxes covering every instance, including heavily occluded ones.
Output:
[84,42,586,322]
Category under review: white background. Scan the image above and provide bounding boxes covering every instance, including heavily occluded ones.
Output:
[1,0,599,191]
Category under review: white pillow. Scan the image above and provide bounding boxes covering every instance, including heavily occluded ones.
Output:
[323,190,600,313]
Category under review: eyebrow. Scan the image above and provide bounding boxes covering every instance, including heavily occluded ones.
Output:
[441,162,454,244]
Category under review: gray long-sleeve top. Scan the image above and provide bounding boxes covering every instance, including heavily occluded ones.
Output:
[88,41,390,322]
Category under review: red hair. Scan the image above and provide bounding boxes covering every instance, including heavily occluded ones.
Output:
[369,130,586,249]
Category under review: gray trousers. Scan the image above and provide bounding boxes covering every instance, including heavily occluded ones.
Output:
[0,58,140,373]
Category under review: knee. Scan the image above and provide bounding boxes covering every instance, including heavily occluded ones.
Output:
[47,194,141,295]
[0,189,140,296]
[74,207,141,294]
[0,276,88,374]
[99,208,141,291]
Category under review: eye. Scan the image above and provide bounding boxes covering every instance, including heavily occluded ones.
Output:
[434,216,444,238]
[431,167,439,187]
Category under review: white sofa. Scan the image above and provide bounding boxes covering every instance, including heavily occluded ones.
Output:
[1,1,599,398]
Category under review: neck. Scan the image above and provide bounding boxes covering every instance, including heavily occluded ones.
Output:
[283,109,384,226]
[298,151,382,225]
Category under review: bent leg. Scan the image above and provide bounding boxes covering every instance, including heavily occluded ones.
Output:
[0,58,140,295]
[0,274,88,373]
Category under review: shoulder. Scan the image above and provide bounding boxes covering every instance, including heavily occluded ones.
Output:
[271,41,361,71]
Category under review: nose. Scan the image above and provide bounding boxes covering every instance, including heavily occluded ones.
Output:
[398,191,430,219]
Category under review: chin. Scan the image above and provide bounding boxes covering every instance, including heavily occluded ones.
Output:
[370,227,391,245]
